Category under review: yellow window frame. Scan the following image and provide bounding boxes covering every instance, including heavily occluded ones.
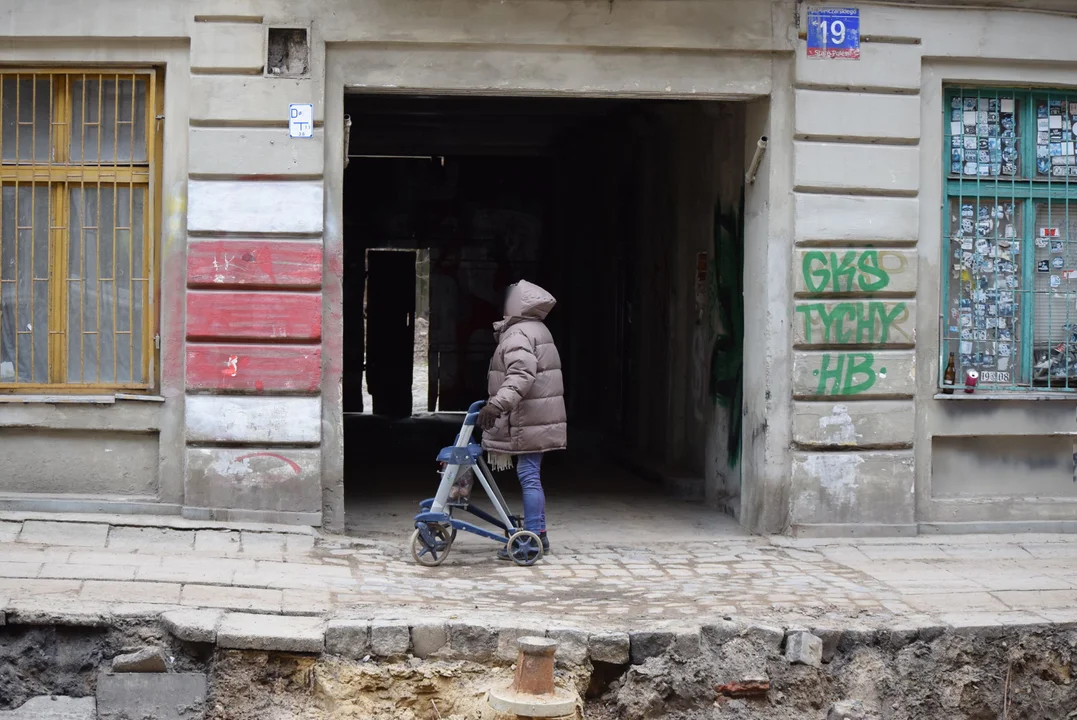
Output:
[0,68,160,394]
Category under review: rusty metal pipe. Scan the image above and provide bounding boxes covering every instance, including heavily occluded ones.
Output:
[488,636,578,718]
[513,636,557,696]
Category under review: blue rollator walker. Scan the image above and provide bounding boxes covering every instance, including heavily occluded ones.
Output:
[411,400,544,567]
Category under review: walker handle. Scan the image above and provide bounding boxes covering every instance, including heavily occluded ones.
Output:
[464,400,487,427]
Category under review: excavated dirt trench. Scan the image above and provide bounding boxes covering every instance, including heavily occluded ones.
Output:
[3,622,1077,719]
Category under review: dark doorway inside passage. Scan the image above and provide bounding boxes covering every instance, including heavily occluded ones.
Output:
[341,93,747,540]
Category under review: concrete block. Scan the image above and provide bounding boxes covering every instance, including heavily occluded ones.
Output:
[193,530,240,554]
[498,624,547,662]
[794,299,915,348]
[794,193,919,245]
[828,699,870,720]
[96,672,207,720]
[0,696,96,719]
[793,351,916,399]
[112,647,169,673]
[795,40,922,91]
[186,239,323,290]
[180,584,282,613]
[370,621,410,657]
[701,620,740,652]
[933,435,1077,499]
[6,602,110,627]
[629,631,675,665]
[191,22,265,72]
[743,624,784,651]
[811,626,843,663]
[794,248,918,297]
[239,531,287,555]
[410,623,448,659]
[190,76,321,124]
[449,623,498,662]
[188,180,324,235]
[672,630,701,659]
[0,431,159,496]
[588,632,630,665]
[190,127,324,177]
[0,520,21,542]
[162,609,223,643]
[187,290,321,342]
[321,0,782,51]
[19,521,109,548]
[796,90,921,142]
[547,628,589,666]
[285,534,316,554]
[886,625,921,649]
[795,142,919,194]
[339,44,772,99]
[785,631,823,667]
[186,448,322,513]
[838,625,882,651]
[107,527,193,552]
[39,563,136,581]
[82,579,181,606]
[185,395,321,444]
[325,618,370,659]
[793,401,915,449]
[791,451,916,527]
[217,612,326,653]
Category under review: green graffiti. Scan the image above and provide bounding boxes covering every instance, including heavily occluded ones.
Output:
[813,352,884,395]
[710,190,743,470]
[795,301,907,345]
[802,249,896,294]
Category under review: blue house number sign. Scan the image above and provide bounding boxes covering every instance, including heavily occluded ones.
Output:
[807,7,860,60]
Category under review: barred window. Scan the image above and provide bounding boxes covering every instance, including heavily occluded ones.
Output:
[943,87,1077,392]
[0,70,158,392]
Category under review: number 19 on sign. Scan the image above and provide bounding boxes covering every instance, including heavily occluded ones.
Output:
[806,7,861,60]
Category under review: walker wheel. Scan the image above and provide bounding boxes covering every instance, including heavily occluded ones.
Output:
[411,524,453,567]
[506,530,543,567]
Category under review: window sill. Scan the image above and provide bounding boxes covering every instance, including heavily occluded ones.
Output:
[934,392,1077,401]
[0,394,165,405]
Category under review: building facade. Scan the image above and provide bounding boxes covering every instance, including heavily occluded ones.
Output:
[1,0,1076,536]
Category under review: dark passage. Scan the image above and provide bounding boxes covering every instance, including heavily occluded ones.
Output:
[341,94,746,535]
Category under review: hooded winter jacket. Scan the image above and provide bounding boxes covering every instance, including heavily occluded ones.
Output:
[481,280,567,455]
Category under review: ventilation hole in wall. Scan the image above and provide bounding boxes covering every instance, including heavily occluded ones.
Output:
[267,27,309,77]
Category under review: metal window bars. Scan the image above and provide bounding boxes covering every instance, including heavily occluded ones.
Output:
[0,70,156,391]
[942,87,1077,392]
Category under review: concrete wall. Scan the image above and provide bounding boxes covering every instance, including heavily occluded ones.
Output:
[787,4,1077,536]
[0,0,791,531]
[6,0,1072,535]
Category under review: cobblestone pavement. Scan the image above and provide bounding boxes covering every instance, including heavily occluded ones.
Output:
[1,511,1076,631]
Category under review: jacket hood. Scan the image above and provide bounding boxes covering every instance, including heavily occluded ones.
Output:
[503,280,556,321]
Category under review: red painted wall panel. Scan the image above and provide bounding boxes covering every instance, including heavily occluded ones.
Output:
[187,240,322,288]
[186,291,322,341]
[186,343,321,392]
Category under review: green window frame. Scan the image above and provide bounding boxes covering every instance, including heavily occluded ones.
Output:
[942,86,1077,392]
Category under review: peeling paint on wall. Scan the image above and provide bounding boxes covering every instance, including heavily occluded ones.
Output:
[818,404,858,445]
[798,452,864,513]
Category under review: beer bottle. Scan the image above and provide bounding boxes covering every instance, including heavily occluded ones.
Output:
[943,352,956,394]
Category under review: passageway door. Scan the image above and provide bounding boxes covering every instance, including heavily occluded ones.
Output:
[365,250,416,417]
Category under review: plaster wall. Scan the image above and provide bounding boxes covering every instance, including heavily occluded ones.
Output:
[789,3,1077,535]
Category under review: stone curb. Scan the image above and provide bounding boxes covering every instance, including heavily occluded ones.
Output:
[0,511,314,536]
[4,599,1068,671]
[146,611,961,668]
